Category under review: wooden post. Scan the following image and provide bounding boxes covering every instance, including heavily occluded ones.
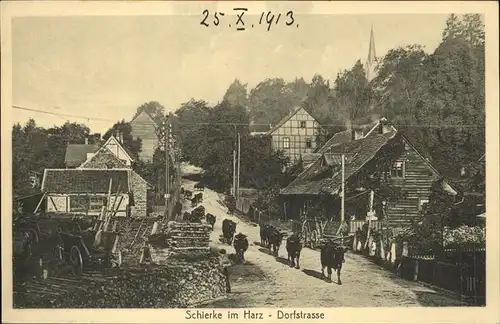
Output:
[237,132,241,200]
[33,193,46,214]
[340,154,345,223]
[232,149,236,196]
[364,190,375,250]
[413,260,419,281]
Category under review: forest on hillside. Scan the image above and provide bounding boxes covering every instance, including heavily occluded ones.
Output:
[12,14,485,204]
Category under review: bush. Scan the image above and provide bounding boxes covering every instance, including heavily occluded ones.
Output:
[443,225,485,246]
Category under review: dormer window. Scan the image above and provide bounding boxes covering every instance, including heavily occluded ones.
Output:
[391,161,405,178]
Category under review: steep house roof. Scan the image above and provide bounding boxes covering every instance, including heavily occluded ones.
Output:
[266,106,322,136]
[41,169,130,194]
[64,144,99,167]
[90,135,135,165]
[131,110,160,127]
[315,120,389,154]
[282,123,459,196]
[281,130,397,195]
[78,147,153,189]
[79,147,129,169]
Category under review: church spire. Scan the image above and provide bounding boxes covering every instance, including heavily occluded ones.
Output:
[366,25,377,82]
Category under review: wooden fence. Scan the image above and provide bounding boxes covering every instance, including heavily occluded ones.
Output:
[399,255,485,305]
[349,220,385,233]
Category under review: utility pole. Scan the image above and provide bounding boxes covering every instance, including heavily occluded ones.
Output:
[232,124,237,197]
[237,132,241,200]
[164,118,171,219]
[341,153,345,223]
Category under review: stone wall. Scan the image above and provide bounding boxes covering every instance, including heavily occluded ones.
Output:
[130,170,148,217]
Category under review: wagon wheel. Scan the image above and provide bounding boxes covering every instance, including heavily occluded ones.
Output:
[69,246,83,277]
[27,229,39,246]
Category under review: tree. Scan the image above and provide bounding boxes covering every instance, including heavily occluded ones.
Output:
[223,79,248,109]
[132,101,165,125]
[248,78,295,128]
[103,120,142,160]
[174,99,212,165]
[334,61,373,122]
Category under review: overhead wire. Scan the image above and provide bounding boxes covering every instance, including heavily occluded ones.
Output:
[12,104,484,128]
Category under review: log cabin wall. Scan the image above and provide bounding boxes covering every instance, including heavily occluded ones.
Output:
[384,138,441,228]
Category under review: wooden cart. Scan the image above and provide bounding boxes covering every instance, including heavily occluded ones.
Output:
[55,228,122,276]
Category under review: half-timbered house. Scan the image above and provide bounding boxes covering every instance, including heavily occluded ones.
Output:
[266,106,323,162]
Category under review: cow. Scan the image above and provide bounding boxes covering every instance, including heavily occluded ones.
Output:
[320,240,348,285]
[194,182,205,191]
[191,206,205,222]
[184,190,193,199]
[222,219,237,245]
[259,224,271,247]
[267,228,286,256]
[233,232,249,262]
[286,233,303,269]
[205,213,216,230]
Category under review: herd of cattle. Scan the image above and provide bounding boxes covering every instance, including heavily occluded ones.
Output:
[179,184,348,285]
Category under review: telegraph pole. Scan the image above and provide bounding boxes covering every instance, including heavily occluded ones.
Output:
[237,132,241,200]
[164,118,171,219]
[341,153,345,224]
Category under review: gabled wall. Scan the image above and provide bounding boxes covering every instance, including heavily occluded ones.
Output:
[270,108,321,162]
[130,111,159,162]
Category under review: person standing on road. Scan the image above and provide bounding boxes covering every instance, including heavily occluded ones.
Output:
[219,249,232,293]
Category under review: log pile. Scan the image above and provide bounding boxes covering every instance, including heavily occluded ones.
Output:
[165,221,211,252]
[14,254,226,308]
[118,217,158,266]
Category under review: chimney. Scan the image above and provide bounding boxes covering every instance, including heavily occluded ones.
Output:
[351,128,364,141]
[119,132,124,144]
[378,117,392,134]
[84,137,88,145]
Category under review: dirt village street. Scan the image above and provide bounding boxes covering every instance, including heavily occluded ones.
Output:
[179,177,466,308]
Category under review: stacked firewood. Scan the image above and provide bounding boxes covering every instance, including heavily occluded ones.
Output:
[15,255,226,308]
[165,222,211,252]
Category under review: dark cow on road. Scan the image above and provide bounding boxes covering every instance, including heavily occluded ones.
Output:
[233,232,249,262]
[320,240,348,285]
[267,228,286,256]
[205,213,216,230]
[259,224,271,247]
[194,183,205,191]
[286,233,303,269]
[184,190,193,199]
[222,219,237,245]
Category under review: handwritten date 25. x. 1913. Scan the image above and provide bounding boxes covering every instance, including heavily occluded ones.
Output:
[200,8,298,31]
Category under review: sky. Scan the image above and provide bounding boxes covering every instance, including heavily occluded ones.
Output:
[12,13,450,134]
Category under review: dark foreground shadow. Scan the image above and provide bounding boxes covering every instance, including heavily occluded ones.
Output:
[274,256,289,266]
[302,269,325,281]
[258,248,272,256]
[253,241,262,246]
